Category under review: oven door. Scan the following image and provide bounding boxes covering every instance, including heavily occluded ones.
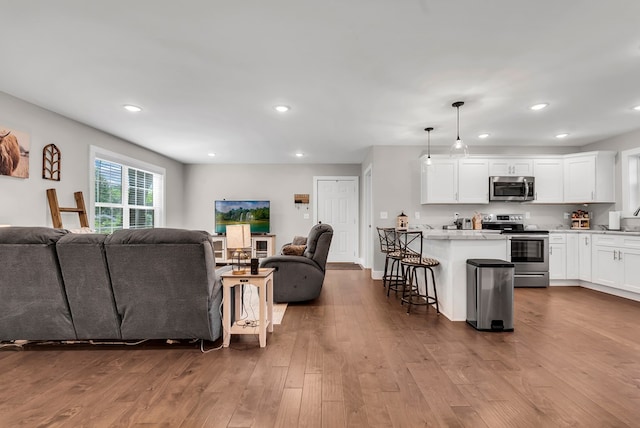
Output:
[508,235,549,287]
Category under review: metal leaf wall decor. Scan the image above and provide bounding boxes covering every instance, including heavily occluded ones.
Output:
[42,143,61,181]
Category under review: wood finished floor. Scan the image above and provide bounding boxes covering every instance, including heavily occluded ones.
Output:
[1,269,640,427]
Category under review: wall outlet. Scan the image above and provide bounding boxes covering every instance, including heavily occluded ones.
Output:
[525,212,530,219]
[414,212,420,219]
[563,212,570,219]
[380,211,388,219]
[303,213,310,219]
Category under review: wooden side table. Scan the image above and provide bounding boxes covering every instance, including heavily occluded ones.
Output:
[220,268,274,348]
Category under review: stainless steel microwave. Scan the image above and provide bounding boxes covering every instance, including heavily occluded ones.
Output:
[489,176,535,201]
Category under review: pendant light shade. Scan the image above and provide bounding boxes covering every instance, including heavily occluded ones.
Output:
[450,101,469,158]
[424,127,434,165]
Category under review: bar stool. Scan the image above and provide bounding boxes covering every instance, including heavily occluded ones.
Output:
[399,231,440,314]
[387,230,420,298]
[376,227,401,290]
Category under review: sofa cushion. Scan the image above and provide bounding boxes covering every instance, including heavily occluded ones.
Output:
[56,233,122,340]
[0,227,76,340]
[104,228,221,341]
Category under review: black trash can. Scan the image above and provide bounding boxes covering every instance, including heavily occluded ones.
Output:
[466,259,514,332]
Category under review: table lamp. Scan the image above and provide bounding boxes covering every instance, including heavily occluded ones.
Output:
[226,224,252,275]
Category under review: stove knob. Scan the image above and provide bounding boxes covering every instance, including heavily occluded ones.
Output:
[518,215,523,220]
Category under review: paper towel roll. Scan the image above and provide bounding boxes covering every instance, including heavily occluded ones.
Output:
[609,211,621,230]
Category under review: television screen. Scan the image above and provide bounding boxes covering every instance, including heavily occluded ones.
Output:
[214,200,270,234]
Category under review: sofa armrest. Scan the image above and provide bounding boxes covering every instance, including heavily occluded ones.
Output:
[260,255,320,270]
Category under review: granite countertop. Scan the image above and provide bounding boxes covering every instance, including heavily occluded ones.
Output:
[417,229,506,241]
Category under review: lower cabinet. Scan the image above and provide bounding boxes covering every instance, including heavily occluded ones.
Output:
[577,234,592,282]
[566,234,579,279]
[591,234,640,294]
[549,233,566,280]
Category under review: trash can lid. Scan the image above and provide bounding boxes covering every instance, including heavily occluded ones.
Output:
[466,258,514,268]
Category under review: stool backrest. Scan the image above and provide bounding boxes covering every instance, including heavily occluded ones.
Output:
[376,227,397,253]
[398,230,423,258]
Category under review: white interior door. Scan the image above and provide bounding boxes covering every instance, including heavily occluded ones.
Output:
[314,176,358,263]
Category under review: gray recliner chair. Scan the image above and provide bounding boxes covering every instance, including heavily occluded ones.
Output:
[260,223,333,303]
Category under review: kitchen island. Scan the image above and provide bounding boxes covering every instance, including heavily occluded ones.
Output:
[409,228,508,321]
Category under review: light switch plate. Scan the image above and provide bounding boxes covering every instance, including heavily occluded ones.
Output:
[303,213,310,219]
[380,211,388,219]
[415,212,420,219]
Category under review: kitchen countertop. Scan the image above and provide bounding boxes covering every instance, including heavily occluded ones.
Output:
[411,228,506,240]
[549,229,640,236]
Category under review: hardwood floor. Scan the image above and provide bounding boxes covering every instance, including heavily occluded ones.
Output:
[1,269,640,427]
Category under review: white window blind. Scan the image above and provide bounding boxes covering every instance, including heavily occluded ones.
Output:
[90,147,165,233]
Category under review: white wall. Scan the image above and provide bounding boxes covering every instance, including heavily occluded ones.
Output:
[183,163,361,250]
[0,91,185,228]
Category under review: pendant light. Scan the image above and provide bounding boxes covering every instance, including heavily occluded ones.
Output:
[424,127,434,165]
[450,101,469,158]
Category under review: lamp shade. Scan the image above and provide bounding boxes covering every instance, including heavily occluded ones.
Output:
[226,224,251,248]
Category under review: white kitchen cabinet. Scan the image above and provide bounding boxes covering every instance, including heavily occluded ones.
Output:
[591,234,640,293]
[532,158,564,203]
[421,157,458,204]
[488,158,533,176]
[549,233,566,280]
[577,233,592,282]
[566,234,579,279]
[458,158,489,203]
[420,156,488,204]
[564,151,615,203]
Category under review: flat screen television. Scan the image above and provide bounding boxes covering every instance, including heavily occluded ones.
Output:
[214,200,270,234]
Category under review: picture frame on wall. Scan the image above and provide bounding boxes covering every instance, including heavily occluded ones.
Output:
[0,126,30,179]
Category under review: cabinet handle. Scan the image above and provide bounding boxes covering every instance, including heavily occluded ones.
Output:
[591,191,594,200]
[550,247,553,255]
[613,250,617,260]
[619,251,623,261]
[584,236,588,245]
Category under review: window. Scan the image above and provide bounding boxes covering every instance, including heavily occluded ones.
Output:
[90,146,165,233]
[622,147,640,217]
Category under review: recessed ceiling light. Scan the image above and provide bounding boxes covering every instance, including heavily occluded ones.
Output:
[555,133,569,139]
[123,104,142,112]
[633,105,640,111]
[478,133,490,139]
[274,105,290,113]
[295,152,304,157]
[530,103,549,111]
[207,152,216,157]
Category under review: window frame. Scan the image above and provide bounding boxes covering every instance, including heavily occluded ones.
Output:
[621,147,640,217]
[89,146,166,231]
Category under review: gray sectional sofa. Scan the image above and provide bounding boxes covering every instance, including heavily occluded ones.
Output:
[0,227,229,342]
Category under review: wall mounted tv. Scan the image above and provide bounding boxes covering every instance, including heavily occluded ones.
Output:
[214,200,270,235]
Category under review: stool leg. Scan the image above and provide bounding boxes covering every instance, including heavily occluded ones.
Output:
[428,267,440,314]
[382,254,390,288]
[400,264,411,306]
[386,258,398,297]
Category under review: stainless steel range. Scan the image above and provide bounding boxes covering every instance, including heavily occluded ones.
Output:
[482,214,549,288]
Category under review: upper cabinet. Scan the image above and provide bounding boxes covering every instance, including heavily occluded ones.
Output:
[420,156,488,204]
[458,158,490,204]
[488,159,533,176]
[420,151,615,205]
[532,158,564,203]
[564,151,615,203]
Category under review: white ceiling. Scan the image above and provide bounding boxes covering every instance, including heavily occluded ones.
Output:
[1,1,639,164]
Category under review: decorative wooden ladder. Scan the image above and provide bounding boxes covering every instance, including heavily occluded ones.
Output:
[46,189,89,229]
